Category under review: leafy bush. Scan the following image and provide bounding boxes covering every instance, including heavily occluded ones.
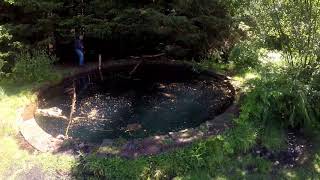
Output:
[239,66,320,130]
[231,0,320,132]
[228,40,261,72]
[12,50,58,83]
[0,25,23,78]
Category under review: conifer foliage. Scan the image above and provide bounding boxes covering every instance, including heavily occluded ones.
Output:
[0,0,233,66]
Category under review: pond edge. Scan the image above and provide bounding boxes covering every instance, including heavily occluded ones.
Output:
[17,59,236,158]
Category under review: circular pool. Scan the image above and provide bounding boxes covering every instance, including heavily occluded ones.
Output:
[35,62,234,144]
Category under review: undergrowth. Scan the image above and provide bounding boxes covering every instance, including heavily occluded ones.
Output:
[12,50,60,83]
[74,119,260,179]
[0,55,71,178]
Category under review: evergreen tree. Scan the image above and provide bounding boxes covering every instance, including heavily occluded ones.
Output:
[0,0,233,71]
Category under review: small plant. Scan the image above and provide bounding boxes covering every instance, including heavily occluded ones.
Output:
[12,50,58,83]
[260,125,286,151]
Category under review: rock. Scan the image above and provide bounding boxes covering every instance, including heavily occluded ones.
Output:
[126,123,142,132]
[20,118,58,152]
[36,107,67,120]
[50,138,64,152]
[56,134,66,140]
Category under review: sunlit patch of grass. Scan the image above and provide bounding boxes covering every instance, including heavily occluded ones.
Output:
[284,171,298,179]
[314,154,320,173]
[0,86,35,136]
[232,71,260,92]
[34,153,76,174]
[0,137,76,178]
[0,137,29,177]
[280,168,312,179]
[0,76,64,137]
[0,76,74,178]
[98,146,121,154]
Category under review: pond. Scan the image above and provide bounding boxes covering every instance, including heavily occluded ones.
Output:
[36,63,234,144]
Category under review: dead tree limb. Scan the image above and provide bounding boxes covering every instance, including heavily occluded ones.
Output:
[65,80,77,137]
[129,60,143,76]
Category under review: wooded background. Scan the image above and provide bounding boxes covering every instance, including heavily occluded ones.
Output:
[0,0,235,69]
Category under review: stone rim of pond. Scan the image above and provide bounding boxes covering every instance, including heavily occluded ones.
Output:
[18,59,236,157]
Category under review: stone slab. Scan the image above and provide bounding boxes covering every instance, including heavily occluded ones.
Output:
[19,118,62,152]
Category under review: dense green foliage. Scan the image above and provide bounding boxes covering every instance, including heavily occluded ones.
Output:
[12,50,58,82]
[241,67,320,129]
[0,0,234,74]
[227,0,320,131]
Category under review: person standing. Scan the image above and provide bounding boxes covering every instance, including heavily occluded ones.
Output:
[75,35,84,66]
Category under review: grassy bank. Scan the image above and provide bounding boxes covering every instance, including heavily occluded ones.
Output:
[0,57,320,179]
[0,78,77,179]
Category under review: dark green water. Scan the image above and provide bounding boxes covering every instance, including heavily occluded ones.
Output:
[36,66,230,143]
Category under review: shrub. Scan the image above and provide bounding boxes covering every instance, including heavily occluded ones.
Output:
[12,50,58,83]
[228,40,261,72]
[239,66,320,130]
[260,124,286,151]
[228,0,320,134]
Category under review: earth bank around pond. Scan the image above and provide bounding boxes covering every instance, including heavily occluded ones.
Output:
[20,60,235,157]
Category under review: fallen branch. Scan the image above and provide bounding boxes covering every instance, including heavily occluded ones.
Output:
[65,80,77,137]
[129,53,165,59]
[129,60,143,76]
